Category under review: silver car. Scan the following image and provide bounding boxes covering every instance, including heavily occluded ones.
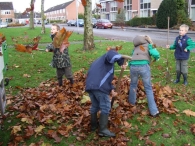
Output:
[0,22,8,28]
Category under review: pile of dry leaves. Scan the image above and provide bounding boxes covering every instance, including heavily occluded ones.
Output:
[3,69,195,145]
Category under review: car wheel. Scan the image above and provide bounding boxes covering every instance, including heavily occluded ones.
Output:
[110,26,112,29]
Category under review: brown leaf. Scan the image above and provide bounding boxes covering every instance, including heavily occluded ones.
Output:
[161,133,171,138]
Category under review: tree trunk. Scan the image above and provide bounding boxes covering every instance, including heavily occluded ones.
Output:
[29,0,35,29]
[83,0,94,50]
[41,0,45,34]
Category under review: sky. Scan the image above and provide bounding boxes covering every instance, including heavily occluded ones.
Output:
[0,0,99,13]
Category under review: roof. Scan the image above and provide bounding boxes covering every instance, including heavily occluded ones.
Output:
[44,0,73,13]
[0,2,14,10]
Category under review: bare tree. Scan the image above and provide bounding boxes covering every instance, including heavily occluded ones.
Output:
[83,0,95,50]
[29,0,35,29]
[41,0,45,34]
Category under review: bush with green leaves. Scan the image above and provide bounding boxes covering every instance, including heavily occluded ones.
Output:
[156,0,177,29]
[127,17,154,27]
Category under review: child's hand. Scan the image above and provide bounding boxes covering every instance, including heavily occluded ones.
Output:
[166,45,170,49]
[184,48,187,52]
[46,49,49,52]
[111,90,118,97]
[121,62,128,69]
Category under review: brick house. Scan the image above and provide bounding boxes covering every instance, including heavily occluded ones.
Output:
[99,0,162,21]
[44,0,84,22]
[0,2,15,23]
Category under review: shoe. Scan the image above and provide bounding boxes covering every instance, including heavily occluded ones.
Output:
[150,111,159,118]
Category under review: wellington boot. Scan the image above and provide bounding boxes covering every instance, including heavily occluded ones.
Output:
[91,113,98,131]
[98,114,115,137]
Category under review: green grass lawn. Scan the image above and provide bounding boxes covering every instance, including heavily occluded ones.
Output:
[0,27,195,146]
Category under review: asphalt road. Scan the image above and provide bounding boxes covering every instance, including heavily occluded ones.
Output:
[58,24,195,48]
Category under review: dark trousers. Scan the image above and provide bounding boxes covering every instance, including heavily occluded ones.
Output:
[56,67,73,86]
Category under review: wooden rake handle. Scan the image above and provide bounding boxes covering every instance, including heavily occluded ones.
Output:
[111,58,128,108]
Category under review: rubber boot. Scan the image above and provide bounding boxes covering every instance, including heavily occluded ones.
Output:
[91,113,98,131]
[174,71,181,84]
[68,78,74,85]
[98,114,115,137]
[58,78,63,86]
[183,73,188,85]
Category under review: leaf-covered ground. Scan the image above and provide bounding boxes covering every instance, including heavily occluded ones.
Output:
[2,69,195,146]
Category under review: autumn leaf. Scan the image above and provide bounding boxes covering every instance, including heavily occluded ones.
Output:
[11,125,22,134]
[115,0,124,2]
[81,0,87,6]
[140,45,145,52]
[81,95,90,104]
[183,109,195,117]
[35,125,45,134]
[96,3,102,8]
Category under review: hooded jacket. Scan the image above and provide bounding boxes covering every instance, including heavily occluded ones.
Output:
[85,50,124,94]
[129,35,160,66]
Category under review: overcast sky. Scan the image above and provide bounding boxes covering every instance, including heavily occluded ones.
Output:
[0,0,99,13]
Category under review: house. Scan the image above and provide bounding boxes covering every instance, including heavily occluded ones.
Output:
[0,2,15,23]
[44,0,84,22]
[187,0,195,21]
[15,12,41,24]
[99,0,162,21]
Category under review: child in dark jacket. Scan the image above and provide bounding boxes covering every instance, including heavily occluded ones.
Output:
[46,24,73,86]
[85,48,127,137]
[166,24,195,85]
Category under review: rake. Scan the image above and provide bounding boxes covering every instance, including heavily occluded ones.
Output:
[165,16,171,83]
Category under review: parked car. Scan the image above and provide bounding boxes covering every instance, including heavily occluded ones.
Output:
[0,22,8,28]
[96,19,113,29]
[75,19,84,27]
[92,18,97,28]
[67,20,76,26]
[38,20,48,25]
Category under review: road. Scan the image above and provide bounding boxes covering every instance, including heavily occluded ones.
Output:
[37,23,194,48]
[58,24,195,48]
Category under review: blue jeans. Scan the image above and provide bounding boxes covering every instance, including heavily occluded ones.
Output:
[88,90,111,115]
[128,64,159,115]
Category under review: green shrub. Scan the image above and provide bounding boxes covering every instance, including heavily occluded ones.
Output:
[156,0,177,29]
[127,17,154,27]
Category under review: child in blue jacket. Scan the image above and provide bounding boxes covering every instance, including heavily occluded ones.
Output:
[85,48,127,137]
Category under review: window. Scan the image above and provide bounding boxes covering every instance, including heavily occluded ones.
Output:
[140,0,151,17]
[192,0,195,5]
[124,0,132,10]
[110,12,117,21]
[101,2,106,12]
[110,1,117,12]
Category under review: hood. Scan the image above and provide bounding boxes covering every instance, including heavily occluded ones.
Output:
[133,35,153,47]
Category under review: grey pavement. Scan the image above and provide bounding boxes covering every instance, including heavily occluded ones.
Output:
[112,26,195,34]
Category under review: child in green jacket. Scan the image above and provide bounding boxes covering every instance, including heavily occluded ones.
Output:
[128,35,160,117]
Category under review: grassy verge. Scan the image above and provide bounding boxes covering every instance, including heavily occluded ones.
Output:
[0,27,195,146]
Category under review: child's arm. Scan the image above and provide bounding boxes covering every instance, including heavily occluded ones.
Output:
[148,44,160,61]
[185,38,195,51]
[166,41,176,50]
[46,43,55,52]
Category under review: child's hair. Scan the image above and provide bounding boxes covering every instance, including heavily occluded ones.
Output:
[52,23,60,31]
[180,24,189,32]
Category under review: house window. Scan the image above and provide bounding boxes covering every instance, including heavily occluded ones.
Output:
[124,0,132,11]
[110,12,117,21]
[4,11,11,15]
[110,1,117,12]
[140,0,151,17]
[101,2,106,12]
[192,0,195,5]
